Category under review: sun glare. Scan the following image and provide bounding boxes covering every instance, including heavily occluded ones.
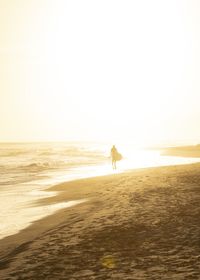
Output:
[0,0,200,145]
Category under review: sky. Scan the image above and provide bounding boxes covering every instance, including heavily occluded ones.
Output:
[0,0,200,146]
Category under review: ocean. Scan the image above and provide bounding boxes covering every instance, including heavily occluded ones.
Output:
[0,142,199,240]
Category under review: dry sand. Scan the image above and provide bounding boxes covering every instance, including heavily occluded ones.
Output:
[0,163,200,279]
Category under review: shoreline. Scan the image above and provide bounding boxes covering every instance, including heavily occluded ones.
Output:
[1,148,200,241]
[1,162,200,279]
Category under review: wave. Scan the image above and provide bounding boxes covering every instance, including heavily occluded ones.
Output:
[0,145,106,159]
[0,161,65,173]
[17,161,68,172]
[22,162,54,169]
[0,142,108,187]
[0,149,29,157]
[18,157,106,171]
[0,157,107,173]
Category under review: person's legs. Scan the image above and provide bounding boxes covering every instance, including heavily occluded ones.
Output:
[112,159,116,169]
[114,160,116,170]
[112,158,117,169]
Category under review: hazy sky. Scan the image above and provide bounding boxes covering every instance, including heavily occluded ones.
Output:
[1,0,200,145]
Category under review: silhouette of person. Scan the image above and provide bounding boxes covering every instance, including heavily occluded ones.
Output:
[110,145,118,170]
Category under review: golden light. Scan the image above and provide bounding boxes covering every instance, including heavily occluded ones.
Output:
[0,0,200,146]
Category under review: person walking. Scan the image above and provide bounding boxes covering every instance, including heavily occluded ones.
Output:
[110,145,118,170]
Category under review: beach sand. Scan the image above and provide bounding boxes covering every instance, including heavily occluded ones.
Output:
[0,163,200,279]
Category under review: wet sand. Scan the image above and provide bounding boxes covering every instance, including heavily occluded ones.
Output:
[161,145,200,158]
[1,163,200,279]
